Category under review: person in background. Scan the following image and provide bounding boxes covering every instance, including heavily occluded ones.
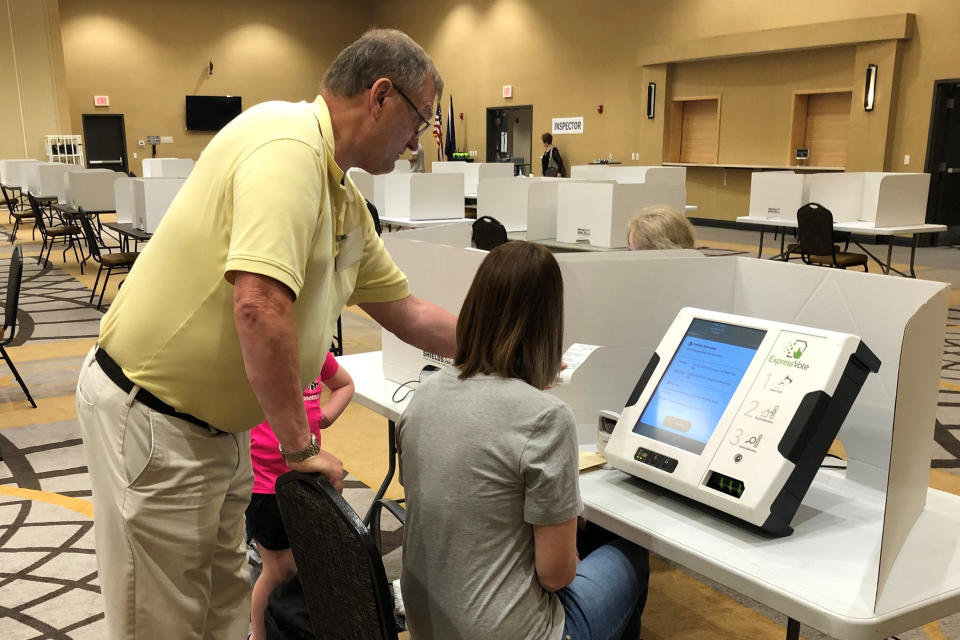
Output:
[247,352,354,640]
[408,142,425,172]
[76,29,457,640]
[398,241,649,640]
[626,205,696,250]
[541,132,565,177]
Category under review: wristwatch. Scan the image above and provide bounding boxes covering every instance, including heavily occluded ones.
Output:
[280,433,320,464]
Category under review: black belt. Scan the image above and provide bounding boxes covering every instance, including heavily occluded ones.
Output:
[95,348,225,434]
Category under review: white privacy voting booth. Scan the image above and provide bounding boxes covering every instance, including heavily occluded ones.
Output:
[66,169,122,210]
[114,177,136,224]
[390,220,472,247]
[477,177,565,232]
[32,163,82,198]
[1,159,38,187]
[346,168,388,216]
[142,158,194,178]
[377,234,953,628]
[132,178,186,232]
[555,182,686,248]
[383,173,463,220]
[859,173,930,226]
[748,171,930,226]
[432,161,513,196]
[747,172,810,221]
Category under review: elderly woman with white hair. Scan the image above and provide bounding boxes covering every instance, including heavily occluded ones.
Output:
[626,205,696,250]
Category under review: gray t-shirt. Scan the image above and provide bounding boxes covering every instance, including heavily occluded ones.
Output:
[398,368,582,640]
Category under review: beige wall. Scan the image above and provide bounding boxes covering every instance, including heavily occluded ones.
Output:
[0,0,69,161]
[46,0,960,218]
[372,0,960,218]
[59,0,370,174]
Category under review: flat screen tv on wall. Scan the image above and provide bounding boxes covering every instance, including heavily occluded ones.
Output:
[185,95,242,131]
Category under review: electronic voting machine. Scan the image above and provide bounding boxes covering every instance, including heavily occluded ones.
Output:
[603,308,880,536]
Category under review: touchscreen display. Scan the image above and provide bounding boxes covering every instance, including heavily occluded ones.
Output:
[633,319,766,454]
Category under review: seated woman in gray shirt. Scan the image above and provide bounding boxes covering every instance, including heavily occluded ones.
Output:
[398,241,649,640]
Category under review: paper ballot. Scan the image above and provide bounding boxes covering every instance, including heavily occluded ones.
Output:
[556,343,601,385]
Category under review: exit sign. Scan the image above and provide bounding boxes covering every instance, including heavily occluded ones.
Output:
[94,95,109,107]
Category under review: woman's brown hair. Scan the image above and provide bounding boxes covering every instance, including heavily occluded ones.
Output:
[455,241,564,390]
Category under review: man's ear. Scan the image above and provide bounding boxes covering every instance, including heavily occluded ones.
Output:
[368,78,392,119]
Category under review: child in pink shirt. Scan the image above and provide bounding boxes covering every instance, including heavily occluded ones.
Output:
[246,351,354,640]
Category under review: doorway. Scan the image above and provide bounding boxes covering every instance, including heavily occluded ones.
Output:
[924,79,960,239]
[486,106,533,175]
[82,114,128,174]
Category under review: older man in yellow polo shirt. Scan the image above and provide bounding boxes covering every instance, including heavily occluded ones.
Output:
[76,29,456,639]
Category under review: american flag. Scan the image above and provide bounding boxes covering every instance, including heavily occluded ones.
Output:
[432,102,443,160]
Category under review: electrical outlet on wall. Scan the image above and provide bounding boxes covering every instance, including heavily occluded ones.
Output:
[470,150,477,157]
[904,154,911,165]
[138,139,145,147]
[133,152,138,159]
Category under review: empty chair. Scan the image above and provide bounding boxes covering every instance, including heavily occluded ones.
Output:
[275,472,400,640]
[1,246,36,408]
[796,203,868,271]
[3,183,34,241]
[28,192,83,271]
[78,209,138,309]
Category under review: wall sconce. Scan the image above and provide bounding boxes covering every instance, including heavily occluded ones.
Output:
[864,64,877,111]
[647,82,656,119]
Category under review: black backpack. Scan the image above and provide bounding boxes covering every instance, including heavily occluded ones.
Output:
[472,216,508,251]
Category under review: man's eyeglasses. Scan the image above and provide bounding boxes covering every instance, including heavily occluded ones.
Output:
[393,83,432,137]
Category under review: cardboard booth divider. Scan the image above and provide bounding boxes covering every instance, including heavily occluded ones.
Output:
[346,168,385,215]
[432,161,514,197]
[0,159,38,187]
[378,236,949,615]
[36,163,83,203]
[477,176,566,232]
[390,220,473,248]
[555,182,686,248]
[142,158,195,179]
[747,172,810,221]
[748,171,931,227]
[383,173,464,220]
[132,177,186,232]
[64,169,118,210]
[114,177,136,224]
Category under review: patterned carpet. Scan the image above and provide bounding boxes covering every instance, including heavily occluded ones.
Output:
[1,232,959,638]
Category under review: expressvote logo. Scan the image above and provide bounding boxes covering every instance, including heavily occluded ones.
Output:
[768,339,810,369]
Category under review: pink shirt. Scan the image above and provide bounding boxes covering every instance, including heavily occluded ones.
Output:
[250,352,339,494]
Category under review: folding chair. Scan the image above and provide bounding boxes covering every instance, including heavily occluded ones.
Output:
[1,246,37,408]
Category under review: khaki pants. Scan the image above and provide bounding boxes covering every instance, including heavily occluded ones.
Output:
[77,347,253,639]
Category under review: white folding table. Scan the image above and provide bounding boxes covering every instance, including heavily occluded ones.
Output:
[736,216,946,277]
[337,350,960,640]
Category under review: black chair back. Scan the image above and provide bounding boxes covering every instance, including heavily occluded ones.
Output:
[26,192,47,235]
[77,208,102,261]
[1,184,18,213]
[4,246,23,336]
[472,215,508,251]
[796,203,836,257]
[275,472,398,640]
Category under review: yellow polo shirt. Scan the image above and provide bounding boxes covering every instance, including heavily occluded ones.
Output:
[99,96,408,432]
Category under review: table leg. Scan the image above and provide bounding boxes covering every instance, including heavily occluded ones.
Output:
[909,234,920,278]
[779,230,787,261]
[757,226,765,259]
[885,238,894,275]
[362,418,398,526]
[785,618,800,640]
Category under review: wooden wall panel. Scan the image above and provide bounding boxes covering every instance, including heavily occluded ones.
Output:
[804,91,852,167]
[678,98,719,164]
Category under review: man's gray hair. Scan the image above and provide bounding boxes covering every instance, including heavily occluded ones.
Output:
[323,29,443,100]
